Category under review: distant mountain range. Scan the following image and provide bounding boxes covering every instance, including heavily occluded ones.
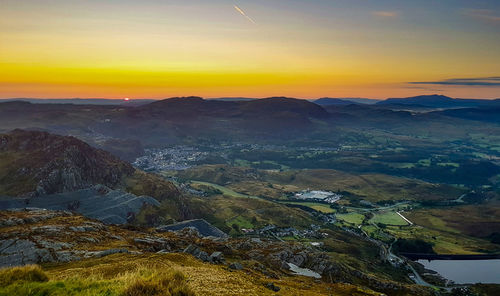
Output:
[2,95,499,109]
[0,96,499,149]
[314,98,381,105]
[0,98,155,106]
[209,97,256,102]
[377,95,500,108]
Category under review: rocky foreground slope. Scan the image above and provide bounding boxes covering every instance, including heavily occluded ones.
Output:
[0,208,436,296]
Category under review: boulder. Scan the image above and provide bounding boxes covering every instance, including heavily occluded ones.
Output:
[197,251,209,262]
[209,251,224,264]
[134,237,171,252]
[264,283,280,292]
[289,252,307,267]
[0,239,55,267]
[183,244,201,256]
[229,262,243,270]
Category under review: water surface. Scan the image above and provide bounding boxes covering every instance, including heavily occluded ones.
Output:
[417,259,500,284]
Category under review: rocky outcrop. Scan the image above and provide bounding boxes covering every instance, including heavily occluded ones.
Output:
[0,239,53,267]
[0,130,135,197]
[157,219,228,238]
[209,251,224,264]
[229,262,243,270]
[0,208,135,267]
[134,237,172,252]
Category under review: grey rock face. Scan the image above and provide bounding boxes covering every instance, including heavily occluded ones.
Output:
[197,251,209,262]
[0,186,160,225]
[182,244,210,262]
[183,244,201,256]
[36,239,73,251]
[289,252,307,267]
[229,262,243,270]
[31,225,67,235]
[209,251,224,264]
[54,251,78,263]
[85,248,129,258]
[157,219,227,238]
[134,237,171,252]
[69,226,96,232]
[0,239,62,267]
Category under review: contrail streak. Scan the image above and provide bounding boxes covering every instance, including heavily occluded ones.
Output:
[234,5,256,24]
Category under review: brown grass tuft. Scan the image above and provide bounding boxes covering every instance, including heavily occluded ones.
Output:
[0,264,49,286]
[124,270,195,296]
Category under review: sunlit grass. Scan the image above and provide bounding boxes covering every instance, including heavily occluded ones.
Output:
[370,211,408,226]
[0,261,194,296]
[336,212,365,225]
[281,201,335,213]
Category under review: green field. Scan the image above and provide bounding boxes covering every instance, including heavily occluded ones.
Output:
[370,211,409,226]
[281,201,335,213]
[190,181,259,199]
[227,215,254,229]
[361,225,393,242]
[336,212,365,225]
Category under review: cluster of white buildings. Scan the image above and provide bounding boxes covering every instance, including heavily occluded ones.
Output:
[293,190,342,204]
[133,147,208,171]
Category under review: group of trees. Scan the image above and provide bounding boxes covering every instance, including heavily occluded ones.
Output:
[392,239,435,254]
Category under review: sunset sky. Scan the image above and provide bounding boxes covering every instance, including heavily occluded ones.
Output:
[1,0,499,99]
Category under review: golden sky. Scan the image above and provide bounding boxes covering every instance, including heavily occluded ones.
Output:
[1,0,499,99]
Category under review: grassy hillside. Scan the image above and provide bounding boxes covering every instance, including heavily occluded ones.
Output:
[0,255,387,296]
[176,165,465,203]
[406,202,500,243]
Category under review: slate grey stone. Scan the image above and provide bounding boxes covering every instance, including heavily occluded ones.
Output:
[229,262,243,270]
[0,186,160,225]
[157,219,227,238]
[209,251,224,264]
[264,283,281,292]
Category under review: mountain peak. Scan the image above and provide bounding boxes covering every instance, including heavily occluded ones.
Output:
[0,129,135,197]
[377,94,457,107]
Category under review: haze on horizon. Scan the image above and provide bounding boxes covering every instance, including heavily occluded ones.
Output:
[0,0,499,99]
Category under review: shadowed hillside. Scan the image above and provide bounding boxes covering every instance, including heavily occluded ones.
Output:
[0,129,135,197]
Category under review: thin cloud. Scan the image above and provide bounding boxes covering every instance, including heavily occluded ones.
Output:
[234,5,256,24]
[371,11,399,18]
[409,77,500,87]
[461,8,500,24]
[403,86,444,92]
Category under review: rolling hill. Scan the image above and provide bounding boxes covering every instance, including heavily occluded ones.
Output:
[377,95,500,108]
[0,129,135,197]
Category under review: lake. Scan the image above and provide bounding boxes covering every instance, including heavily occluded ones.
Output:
[417,259,500,284]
